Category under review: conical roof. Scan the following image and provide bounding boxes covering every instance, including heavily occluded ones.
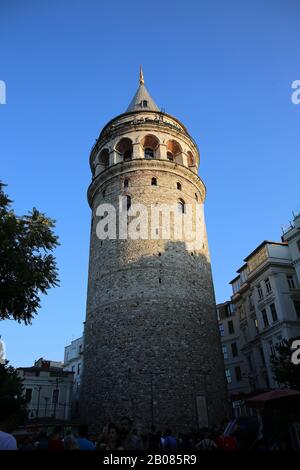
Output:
[126,67,159,113]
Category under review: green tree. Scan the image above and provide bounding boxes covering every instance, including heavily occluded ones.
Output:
[271,337,300,389]
[0,182,59,324]
[0,361,27,425]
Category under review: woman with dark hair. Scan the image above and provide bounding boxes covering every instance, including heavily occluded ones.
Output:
[104,423,123,450]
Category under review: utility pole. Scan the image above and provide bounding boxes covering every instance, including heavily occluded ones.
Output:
[150,371,154,428]
[44,397,49,417]
[53,377,59,419]
[36,385,42,418]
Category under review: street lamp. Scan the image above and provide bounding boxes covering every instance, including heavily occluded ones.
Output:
[43,397,49,417]
[35,385,42,418]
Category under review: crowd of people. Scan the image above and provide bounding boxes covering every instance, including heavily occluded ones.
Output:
[0,396,288,451]
[3,415,276,451]
[9,418,235,451]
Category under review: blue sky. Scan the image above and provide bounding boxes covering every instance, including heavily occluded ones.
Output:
[1,0,299,367]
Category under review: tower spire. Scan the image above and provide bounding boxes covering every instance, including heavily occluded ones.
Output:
[126,66,159,112]
[139,65,145,86]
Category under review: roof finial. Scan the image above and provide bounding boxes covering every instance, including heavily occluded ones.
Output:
[139,65,144,86]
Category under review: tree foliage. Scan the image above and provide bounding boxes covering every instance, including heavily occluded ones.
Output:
[0,182,59,324]
[0,361,27,424]
[271,337,300,389]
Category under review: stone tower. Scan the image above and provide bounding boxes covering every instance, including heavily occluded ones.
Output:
[81,69,228,432]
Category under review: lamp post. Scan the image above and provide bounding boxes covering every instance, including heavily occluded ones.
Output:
[35,385,42,418]
[44,397,49,417]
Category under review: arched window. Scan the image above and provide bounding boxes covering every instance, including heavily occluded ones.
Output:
[142,100,148,108]
[124,179,129,188]
[177,199,185,214]
[141,134,159,159]
[187,151,195,167]
[126,195,131,211]
[167,152,174,161]
[195,193,198,201]
[116,138,133,161]
[102,189,106,198]
[166,140,182,163]
[145,148,154,159]
[177,182,182,190]
[151,177,157,186]
[99,149,109,169]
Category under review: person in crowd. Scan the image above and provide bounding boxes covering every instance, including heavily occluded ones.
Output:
[20,436,34,450]
[48,426,64,450]
[64,432,79,450]
[76,424,96,450]
[96,425,109,450]
[195,429,217,450]
[104,423,123,450]
[35,430,49,450]
[147,425,160,450]
[161,429,177,450]
[120,416,143,450]
[0,397,18,450]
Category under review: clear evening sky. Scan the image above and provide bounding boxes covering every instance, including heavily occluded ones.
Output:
[0,0,299,367]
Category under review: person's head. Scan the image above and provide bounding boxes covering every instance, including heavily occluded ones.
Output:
[107,423,119,443]
[64,434,78,450]
[78,424,89,438]
[165,428,172,437]
[150,425,156,433]
[120,416,132,435]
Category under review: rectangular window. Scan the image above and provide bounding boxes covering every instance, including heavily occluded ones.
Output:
[235,366,242,382]
[287,276,295,289]
[219,323,225,336]
[52,389,59,404]
[228,320,234,335]
[265,278,272,294]
[77,363,81,375]
[25,388,32,402]
[71,365,75,372]
[257,284,263,300]
[225,369,232,384]
[293,301,300,318]
[231,342,238,357]
[261,308,269,328]
[222,345,228,360]
[259,347,266,366]
[270,303,278,322]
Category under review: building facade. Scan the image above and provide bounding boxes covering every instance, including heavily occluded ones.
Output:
[63,336,84,416]
[229,241,300,391]
[217,301,249,396]
[17,358,74,421]
[81,70,228,432]
[282,212,300,285]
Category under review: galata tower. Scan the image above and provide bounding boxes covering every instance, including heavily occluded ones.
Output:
[81,68,228,432]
